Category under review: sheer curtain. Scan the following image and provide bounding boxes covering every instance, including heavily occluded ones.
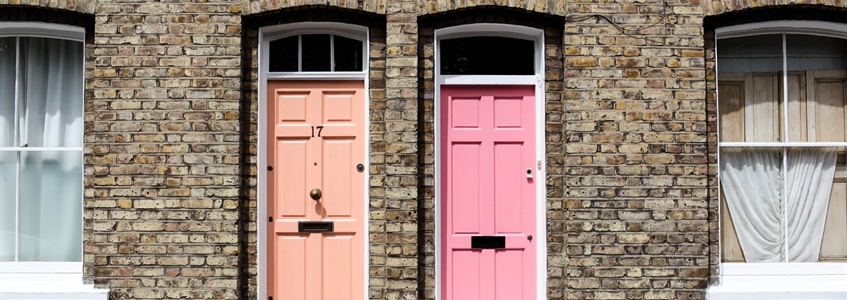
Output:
[722,148,837,263]
[0,36,83,262]
[721,148,783,262]
[0,37,17,261]
[786,148,836,262]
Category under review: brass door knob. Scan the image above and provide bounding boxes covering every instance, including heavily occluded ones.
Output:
[309,188,322,200]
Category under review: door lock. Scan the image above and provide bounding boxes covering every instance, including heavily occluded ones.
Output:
[309,188,322,201]
[526,168,533,178]
[527,235,533,241]
[356,163,364,172]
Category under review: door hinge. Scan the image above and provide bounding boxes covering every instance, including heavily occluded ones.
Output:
[268,217,273,222]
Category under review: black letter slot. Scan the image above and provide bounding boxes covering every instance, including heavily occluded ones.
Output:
[298,221,334,233]
[471,236,505,249]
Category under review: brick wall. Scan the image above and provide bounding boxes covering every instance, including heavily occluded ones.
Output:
[86,0,244,298]
[562,0,711,297]
[4,0,847,299]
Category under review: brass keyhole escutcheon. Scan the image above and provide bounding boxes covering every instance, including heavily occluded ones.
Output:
[309,188,322,201]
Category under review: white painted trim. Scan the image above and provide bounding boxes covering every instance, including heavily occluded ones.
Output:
[257,22,370,300]
[434,23,546,300]
[440,75,538,85]
[716,21,847,40]
[0,147,84,152]
[0,262,82,274]
[0,22,84,41]
[265,72,366,80]
[0,273,109,299]
[722,263,847,276]
[719,142,847,147]
[710,264,847,299]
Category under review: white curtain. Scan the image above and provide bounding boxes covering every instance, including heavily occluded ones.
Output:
[0,37,17,261]
[0,37,14,147]
[721,148,784,262]
[722,148,837,263]
[1,37,83,262]
[786,148,836,262]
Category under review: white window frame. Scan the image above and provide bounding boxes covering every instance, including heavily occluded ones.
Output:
[713,20,847,297]
[0,22,85,275]
[256,22,370,300]
[434,23,547,300]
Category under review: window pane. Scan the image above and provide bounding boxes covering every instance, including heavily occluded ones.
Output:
[0,37,15,147]
[440,36,534,75]
[720,148,784,263]
[269,36,299,72]
[786,35,847,142]
[820,152,847,261]
[18,37,83,148]
[717,35,783,73]
[18,151,82,262]
[717,35,783,142]
[301,34,331,72]
[0,152,15,262]
[333,35,363,72]
[785,148,842,262]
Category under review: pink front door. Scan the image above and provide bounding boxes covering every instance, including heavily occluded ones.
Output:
[441,85,536,300]
[267,80,365,300]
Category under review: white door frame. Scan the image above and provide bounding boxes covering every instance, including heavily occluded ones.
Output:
[433,23,547,300]
[257,22,370,300]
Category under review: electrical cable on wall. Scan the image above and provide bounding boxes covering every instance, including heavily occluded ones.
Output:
[565,0,671,45]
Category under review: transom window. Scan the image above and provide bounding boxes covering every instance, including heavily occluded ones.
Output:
[268,34,364,72]
[439,36,534,75]
[718,28,847,264]
[0,25,84,264]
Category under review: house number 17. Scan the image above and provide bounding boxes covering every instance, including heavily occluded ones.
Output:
[311,126,324,137]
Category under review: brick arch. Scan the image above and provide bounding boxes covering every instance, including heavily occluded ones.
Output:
[243,0,386,15]
[0,1,95,14]
[705,1,847,18]
[0,5,94,31]
[419,0,565,16]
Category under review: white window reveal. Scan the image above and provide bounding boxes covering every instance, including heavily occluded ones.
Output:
[0,22,106,299]
[711,21,847,300]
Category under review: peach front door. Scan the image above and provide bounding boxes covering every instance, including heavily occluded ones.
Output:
[267,80,365,300]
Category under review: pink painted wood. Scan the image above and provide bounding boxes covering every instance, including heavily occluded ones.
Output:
[441,85,536,300]
[267,80,365,300]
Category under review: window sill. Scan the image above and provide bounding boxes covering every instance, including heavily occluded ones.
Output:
[0,273,109,300]
[708,263,847,299]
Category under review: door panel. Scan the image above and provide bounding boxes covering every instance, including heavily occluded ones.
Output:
[268,80,365,300]
[441,85,536,300]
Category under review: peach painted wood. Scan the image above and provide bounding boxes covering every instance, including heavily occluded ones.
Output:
[267,80,365,300]
[441,85,536,300]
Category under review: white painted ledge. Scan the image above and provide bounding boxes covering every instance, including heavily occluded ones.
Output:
[0,273,109,300]
[708,275,847,299]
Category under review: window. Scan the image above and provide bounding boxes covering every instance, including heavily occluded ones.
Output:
[718,28,847,264]
[0,24,84,266]
[440,36,535,75]
[268,34,364,72]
